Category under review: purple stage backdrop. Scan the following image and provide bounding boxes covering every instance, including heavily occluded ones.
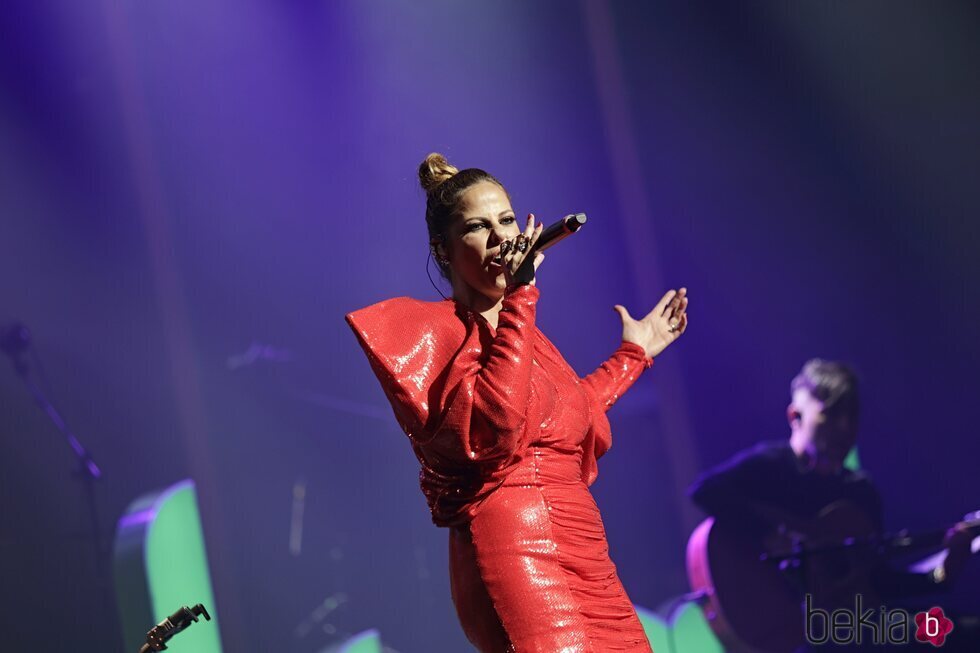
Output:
[1,1,978,651]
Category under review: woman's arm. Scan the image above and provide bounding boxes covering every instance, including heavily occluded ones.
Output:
[581,287,688,411]
[426,283,539,468]
[580,341,652,412]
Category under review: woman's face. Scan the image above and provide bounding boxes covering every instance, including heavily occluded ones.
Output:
[443,181,521,301]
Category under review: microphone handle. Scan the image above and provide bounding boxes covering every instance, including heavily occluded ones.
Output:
[532,213,587,253]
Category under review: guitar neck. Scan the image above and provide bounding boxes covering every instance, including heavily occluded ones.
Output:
[909,534,980,574]
[882,519,980,555]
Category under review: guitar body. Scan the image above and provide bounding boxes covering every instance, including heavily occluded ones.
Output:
[687,517,804,653]
[687,501,878,653]
[799,502,880,613]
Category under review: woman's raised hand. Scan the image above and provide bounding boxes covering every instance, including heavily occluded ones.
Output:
[501,213,545,288]
[614,287,689,359]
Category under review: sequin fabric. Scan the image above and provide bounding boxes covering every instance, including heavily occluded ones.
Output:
[346,284,654,652]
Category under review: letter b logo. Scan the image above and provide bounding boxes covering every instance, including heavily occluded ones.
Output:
[914,607,953,647]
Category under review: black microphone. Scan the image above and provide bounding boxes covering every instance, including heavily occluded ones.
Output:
[533,213,587,253]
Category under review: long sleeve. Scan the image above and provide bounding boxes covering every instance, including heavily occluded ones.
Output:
[689,442,888,542]
[426,283,540,469]
[688,444,778,529]
[346,284,545,525]
[580,340,652,412]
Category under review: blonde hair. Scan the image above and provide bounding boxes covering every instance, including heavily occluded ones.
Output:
[418,152,459,193]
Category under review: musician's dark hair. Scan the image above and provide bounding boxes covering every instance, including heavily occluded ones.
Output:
[419,152,509,281]
[791,359,860,419]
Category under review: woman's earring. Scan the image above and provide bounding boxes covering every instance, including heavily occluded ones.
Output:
[430,236,451,268]
[431,247,449,267]
[429,238,449,267]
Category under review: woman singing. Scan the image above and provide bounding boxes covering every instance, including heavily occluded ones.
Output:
[346,153,688,652]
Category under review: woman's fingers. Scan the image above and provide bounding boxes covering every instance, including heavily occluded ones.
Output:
[510,212,534,268]
[675,312,688,335]
[669,296,689,335]
[500,214,547,287]
[509,216,542,272]
[505,237,523,272]
[671,296,688,321]
[653,287,687,320]
[652,289,677,318]
[529,221,543,248]
[669,288,686,305]
[664,295,682,323]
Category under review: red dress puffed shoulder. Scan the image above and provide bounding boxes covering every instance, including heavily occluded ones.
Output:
[346,284,654,652]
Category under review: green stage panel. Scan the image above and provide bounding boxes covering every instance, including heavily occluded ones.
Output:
[670,600,725,653]
[319,629,384,653]
[634,604,673,653]
[114,479,222,653]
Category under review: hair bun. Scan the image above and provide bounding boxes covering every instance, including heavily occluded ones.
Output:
[418,152,459,193]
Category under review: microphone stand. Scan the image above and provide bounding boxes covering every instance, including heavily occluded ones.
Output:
[2,324,104,577]
[139,604,211,652]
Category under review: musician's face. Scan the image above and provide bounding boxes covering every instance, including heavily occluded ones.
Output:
[444,181,520,301]
[789,389,858,474]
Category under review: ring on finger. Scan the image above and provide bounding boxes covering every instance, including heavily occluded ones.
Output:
[516,236,529,253]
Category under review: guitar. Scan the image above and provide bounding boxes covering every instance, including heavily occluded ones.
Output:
[686,503,980,653]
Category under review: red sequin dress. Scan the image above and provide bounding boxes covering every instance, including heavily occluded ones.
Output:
[346,284,654,652]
